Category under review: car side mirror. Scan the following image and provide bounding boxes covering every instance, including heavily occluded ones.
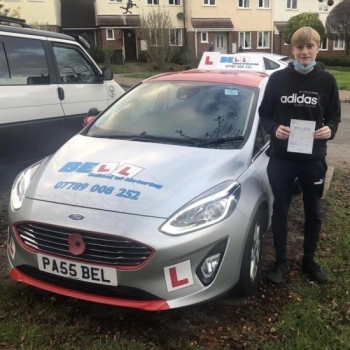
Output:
[83,107,99,127]
[102,67,113,81]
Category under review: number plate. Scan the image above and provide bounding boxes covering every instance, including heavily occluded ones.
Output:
[37,254,118,286]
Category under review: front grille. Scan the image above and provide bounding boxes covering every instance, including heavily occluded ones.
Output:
[16,222,153,267]
[18,265,161,301]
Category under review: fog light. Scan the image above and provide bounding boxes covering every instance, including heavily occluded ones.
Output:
[201,253,221,278]
[196,237,228,286]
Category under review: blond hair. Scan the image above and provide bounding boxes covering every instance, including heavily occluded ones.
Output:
[291,27,321,47]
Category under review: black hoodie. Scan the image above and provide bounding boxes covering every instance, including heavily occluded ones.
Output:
[259,62,341,161]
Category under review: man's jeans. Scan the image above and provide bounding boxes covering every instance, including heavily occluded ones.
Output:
[267,156,327,263]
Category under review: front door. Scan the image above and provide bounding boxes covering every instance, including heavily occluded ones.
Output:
[123,29,137,61]
[215,33,227,54]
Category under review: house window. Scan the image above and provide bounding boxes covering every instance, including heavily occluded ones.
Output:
[320,37,328,50]
[286,0,297,9]
[106,29,115,40]
[334,39,345,50]
[258,0,269,8]
[318,2,328,11]
[239,32,251,49]
[204,0,216,5]
[170,29,182,46]
[238,0,250,8]
[109,0,123,3]
[257,31,269,48]
[147,0,159,4]
[169,0,180,4]
[201,32,209,43]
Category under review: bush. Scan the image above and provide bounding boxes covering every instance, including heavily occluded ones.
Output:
[283,12,325,45]
[316,61,326,70]
[138,51,148,63]
[316,56,350,67]
[171,46,196,66]
[88,45,106,64]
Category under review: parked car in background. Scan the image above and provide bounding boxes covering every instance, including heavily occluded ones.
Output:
[7,52,273,310]
[0,19,124,178]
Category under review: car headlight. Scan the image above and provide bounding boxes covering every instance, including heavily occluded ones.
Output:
[11,161,42,210]
[160,180,241,235]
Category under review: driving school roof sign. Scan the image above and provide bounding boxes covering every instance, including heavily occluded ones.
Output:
[198,52,265,72]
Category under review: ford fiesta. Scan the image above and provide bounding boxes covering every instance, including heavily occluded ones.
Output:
[7,53,273,311]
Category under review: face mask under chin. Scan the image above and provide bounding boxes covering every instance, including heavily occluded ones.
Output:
[293,60,317,72]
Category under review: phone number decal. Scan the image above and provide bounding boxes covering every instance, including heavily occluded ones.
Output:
[54,181,141,200]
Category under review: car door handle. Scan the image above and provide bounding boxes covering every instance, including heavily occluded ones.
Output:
[58,87,65,101]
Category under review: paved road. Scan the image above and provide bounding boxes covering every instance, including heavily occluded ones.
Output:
[327,103,350,169]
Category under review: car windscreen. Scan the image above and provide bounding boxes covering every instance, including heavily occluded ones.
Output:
[87,81,258,149]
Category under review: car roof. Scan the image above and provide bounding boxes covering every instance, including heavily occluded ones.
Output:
[0,24,75,41]
[146,69,267,88]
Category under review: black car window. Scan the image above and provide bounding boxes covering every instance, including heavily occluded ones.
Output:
[263,57,280,71]
[0,37,49,86]
[53,44,97,84]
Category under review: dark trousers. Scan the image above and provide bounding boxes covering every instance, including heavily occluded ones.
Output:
[267,156,327,263]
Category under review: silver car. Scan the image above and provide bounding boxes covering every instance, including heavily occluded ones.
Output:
[7,59,273,310]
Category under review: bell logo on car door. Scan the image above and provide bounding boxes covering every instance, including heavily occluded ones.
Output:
[164,260,194,292]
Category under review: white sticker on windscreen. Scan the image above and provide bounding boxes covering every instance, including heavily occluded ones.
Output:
[225,89,238,96]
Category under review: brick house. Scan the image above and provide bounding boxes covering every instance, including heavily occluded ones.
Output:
[1,0,347,61]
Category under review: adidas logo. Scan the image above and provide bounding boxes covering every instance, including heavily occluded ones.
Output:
[280,94,318,105]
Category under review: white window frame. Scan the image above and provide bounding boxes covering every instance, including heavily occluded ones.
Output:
[109,0,123,3]
[334,39,345,50]
[320,37,328,51]
[203,0,216,6]
[170,28,182,46]
[286,0,297,10]
[239,31,251,49]
[201,32,209,43]
[318,2,328,11]
[106,29,115,40]
[238,0,250,8]
[258,0,269,8]
[257,31,269,49]
[169,0,181,4]
[147,0,159,5]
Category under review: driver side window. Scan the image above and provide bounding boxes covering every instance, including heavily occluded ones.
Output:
[53,44,97,84]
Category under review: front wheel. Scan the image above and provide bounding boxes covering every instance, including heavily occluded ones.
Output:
[235,213,264,296]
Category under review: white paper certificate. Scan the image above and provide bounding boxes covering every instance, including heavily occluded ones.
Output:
[287,119,316,154]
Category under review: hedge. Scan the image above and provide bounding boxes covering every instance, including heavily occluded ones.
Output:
[316,56,350,67]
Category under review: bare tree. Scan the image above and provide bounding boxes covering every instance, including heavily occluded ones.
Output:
[137,7,179,70]
[0,4,20,18]
[326,0,350,55]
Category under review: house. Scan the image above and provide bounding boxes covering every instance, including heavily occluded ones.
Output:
[0,0,61,32]
[1,0,347,61]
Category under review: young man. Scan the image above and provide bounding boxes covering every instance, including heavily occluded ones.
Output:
[259,27,341,284]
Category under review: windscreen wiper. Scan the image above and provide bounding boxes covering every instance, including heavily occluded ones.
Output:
[89,133,197,145]
[196,136,244,147]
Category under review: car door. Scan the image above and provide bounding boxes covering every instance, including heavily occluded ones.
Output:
[0,34,64,173]
[49,40,110,141]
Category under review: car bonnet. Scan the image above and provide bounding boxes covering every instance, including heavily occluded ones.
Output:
[25,135,250,218]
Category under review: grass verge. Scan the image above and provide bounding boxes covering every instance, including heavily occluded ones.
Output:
[0,169,349,349]
[260,169,350,350]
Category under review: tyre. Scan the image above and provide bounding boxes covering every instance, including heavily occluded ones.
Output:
[235,212,265,296]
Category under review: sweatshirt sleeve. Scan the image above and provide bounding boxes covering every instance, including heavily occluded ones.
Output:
[323,75,341,140]
[258,76,279,137]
